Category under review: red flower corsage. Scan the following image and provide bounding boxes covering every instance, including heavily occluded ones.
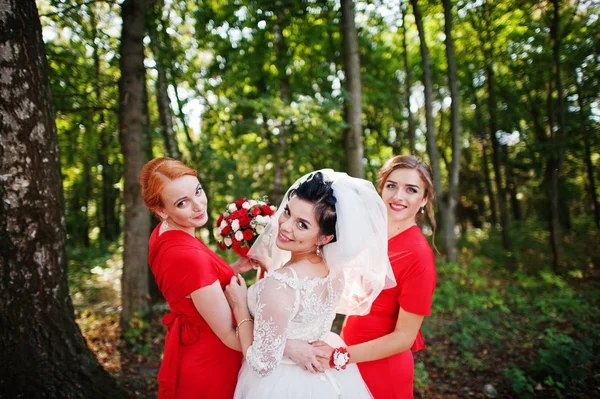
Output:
[329,347,350,371]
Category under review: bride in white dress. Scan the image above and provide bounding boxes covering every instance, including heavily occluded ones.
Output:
[225,170,395,398]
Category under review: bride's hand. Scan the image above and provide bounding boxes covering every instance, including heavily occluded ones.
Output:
[225,275,248,313]
[311,341,335,370]
[284,339,328,373]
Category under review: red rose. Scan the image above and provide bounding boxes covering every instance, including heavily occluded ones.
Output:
[230,210,244,220]
[221,225,232,235]
[238,247,250,257]
[217,241,226,251]
[234,198,248,209]
[251,207,261,217]
[216,214,224,227]
[243,229,254,241]
[261,205,274,216]
[239,215,252,228]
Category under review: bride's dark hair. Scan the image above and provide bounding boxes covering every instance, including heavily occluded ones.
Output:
[287,172,337,243]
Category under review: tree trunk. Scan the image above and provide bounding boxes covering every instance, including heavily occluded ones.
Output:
[576,79,600,228]
[91,6,119,242]
[472,91,498,225]
[441,0,462,262]
[271,4,290,205]
[400,4,416,154]
[149,9,180,160]
[119,0,150,325]
[410,0,442,199]
[0,0,127,396]
[156,65,180,159]
[340,0,364,178]
[485,62,511,250]
[545,81,562,271]
[550,0,570,233]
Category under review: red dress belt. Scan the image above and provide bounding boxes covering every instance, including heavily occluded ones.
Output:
[158,312,203,397]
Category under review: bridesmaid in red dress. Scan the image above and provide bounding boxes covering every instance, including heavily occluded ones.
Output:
[139,158,252,398]
[315,155,437,398]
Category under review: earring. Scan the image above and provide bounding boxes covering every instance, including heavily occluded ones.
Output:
[161,218,169,229]
[316,246,322,257]
[420,208,425,214]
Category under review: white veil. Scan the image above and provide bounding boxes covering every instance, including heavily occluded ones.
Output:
[248,169,396,316]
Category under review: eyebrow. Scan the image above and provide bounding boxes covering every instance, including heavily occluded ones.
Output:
[387,179,420,189]
[173,184,201,205]
[285,205,312,227]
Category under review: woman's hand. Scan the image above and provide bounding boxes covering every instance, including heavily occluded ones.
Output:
[224,274,248,314]
[284,340,329,373]
[311,340,335,370]
[230,257,268,276]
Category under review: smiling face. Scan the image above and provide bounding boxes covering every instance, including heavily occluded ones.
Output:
[381,168,428,235]
[276,196,330,255]
[156,175,208,235]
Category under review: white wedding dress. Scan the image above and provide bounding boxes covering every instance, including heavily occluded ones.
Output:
[234,267,373,399]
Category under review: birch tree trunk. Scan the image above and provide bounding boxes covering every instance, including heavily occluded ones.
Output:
[0,0,126,396]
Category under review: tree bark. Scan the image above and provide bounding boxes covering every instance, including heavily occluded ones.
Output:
[576,78,600,229]
[271,3,290,205]
[441,0,462,262]
[0,0,127,396]
[149,8,180,160]
[545,81,562,271]
[119,0,150,325]
[90,6,119,242]
[340,0,364,178]
[400,4,416,154]
[410,0,443,201]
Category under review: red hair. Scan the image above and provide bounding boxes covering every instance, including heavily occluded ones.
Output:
[139,158,197,213]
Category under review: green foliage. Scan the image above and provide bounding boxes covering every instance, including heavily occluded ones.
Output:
[425,218,600,397]
[123,314,155,358]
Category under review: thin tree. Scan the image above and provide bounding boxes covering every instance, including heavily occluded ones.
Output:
[119,0,151,326]
[0,0,126,396]
[409,0,443,214]
[442,0,462,262]
[340,0,365,178]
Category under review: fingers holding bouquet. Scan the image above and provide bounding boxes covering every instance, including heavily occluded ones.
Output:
[215,197,276,257]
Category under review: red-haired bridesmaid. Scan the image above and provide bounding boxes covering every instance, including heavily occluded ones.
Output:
[139,157,251,398]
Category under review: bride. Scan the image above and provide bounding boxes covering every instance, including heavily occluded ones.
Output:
[225,170,395,398]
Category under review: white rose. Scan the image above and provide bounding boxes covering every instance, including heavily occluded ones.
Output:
[255,215,265,224]
[256,225,265,234]
[216,227,222,236]
[232,219,240,231]
[228,203,237,212]
[248,200,258,207]
[224,237,233,247]
[242,201,250,209]
[235,230,244,241]
[220,220,228,229]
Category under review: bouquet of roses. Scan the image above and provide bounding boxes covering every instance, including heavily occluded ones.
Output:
[215,197,276,257]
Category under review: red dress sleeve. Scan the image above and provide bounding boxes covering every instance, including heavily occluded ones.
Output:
[158,245,220,303]
[397,252,436,316]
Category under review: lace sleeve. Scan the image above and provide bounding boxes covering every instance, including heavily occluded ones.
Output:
[246,269,298,377]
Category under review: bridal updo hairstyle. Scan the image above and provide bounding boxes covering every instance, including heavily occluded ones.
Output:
[139,157,197,214]
[287,172,337,243]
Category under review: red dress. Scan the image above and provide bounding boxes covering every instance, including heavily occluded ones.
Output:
[342,225,436,399]
[148,225,243,398]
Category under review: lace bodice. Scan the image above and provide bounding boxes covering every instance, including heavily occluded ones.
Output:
[245,267,344,377]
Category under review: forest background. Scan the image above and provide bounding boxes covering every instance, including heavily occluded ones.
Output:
[1,0,599,398]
